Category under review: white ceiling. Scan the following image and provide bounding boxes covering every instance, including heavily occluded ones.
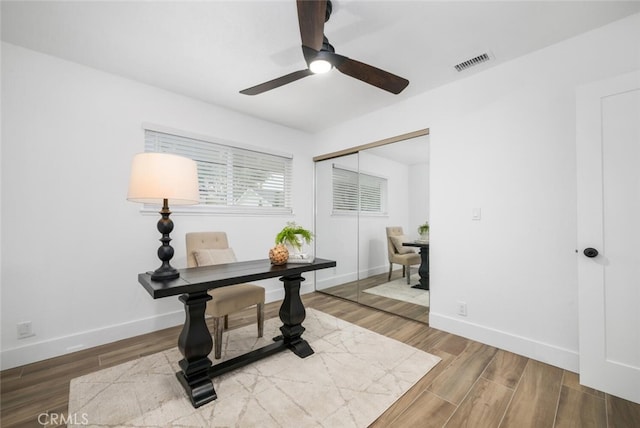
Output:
[2,1,639,133]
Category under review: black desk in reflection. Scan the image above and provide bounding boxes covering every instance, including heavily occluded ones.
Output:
[402,242,429,290]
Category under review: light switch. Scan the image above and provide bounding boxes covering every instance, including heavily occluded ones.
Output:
[472,208,481,220]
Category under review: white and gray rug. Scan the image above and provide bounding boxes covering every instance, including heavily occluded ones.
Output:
[362,276,430,307]
[68,308,440,427]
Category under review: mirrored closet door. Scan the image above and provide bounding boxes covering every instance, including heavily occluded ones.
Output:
[315,153,359,301]
[314,133,430,323]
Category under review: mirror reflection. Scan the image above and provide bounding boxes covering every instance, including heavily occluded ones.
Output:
[315,135,430,323]
[315,153,359,301]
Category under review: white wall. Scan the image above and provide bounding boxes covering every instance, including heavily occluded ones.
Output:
[311,13,640,372]
[408,162,430,236]
[0,43,316,369]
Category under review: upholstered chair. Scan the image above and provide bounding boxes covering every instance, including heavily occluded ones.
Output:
[386,226,421,284]
[186,232,265,359]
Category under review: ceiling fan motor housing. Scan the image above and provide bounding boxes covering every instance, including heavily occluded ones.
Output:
[321,35,335,53]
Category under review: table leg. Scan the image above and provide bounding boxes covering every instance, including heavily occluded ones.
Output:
[414,247,430,290]
[277,274,314,358]
[175,291,216,408]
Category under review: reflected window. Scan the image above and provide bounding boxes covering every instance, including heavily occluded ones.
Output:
[332,165,387,215]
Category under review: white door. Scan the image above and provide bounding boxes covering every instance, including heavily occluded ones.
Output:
[576,70,640,404]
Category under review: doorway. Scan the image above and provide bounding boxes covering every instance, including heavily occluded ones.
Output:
[576,70,640,403]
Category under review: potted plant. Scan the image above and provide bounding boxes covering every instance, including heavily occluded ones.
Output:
[272,221,314,263]
[417,221,429,241]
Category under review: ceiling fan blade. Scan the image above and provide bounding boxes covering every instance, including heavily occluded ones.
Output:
[334,56,409,94]
[297,0,327,51]
[239,69,314,95]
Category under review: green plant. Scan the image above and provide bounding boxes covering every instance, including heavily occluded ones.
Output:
[417,221,430,235]
[275,222,314,250]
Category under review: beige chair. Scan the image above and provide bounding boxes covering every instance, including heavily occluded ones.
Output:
[386,227,421,284]
[186,232,265,359]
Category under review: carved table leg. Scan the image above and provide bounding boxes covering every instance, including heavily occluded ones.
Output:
[277,274,314,358]
[175,291,216,407]
[416,247,430,290]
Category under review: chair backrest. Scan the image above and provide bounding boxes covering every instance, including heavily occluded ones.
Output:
[386,226,404,261]
[186,232,231,268]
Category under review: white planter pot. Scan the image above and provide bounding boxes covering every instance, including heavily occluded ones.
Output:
[286,234,314,263]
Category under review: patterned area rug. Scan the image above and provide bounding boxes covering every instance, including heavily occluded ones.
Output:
[363,276,430,307]
[68,308,440,427]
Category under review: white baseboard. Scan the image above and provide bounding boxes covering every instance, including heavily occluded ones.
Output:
[1,285,316,370]
[316,271,358,289]
[316,265,389,290]
[360,265,388,279]
[429,312,579,372]
[1,310,185,370]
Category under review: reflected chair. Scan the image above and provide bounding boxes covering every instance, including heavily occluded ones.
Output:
[186,232,265,359]
[386,226,421,284]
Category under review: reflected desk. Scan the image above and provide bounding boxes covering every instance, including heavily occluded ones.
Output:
[138,258,336,408]
[402,242,429,290]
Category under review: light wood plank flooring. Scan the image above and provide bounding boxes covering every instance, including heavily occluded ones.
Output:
[1,292,639,427]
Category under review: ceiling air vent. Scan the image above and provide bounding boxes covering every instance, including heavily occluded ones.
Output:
[454,53,491,72]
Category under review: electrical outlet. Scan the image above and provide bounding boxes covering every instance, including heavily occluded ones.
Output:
[457,302,468,317]
[17,321,34,339]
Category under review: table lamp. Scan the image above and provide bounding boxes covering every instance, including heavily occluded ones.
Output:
[127,152,200,281]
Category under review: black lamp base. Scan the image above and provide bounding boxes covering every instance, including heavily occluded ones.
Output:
[150,198,180,282]
[151,266,180,281]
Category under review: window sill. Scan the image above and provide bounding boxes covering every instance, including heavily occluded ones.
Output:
[140,205,293,216]
[331,210,389,217]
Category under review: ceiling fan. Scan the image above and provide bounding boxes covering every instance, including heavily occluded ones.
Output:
[239,0,409,96]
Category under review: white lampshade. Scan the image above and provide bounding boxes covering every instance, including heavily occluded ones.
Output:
[127,152,200,205]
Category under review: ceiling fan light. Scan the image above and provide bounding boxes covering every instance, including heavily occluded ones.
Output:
[309,59,332,74]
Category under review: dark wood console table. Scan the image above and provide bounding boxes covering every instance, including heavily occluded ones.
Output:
[402,242,429,290]
[138,258,336,408]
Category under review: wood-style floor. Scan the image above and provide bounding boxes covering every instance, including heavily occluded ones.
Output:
[319,270,429,323]
[1,292,639,427]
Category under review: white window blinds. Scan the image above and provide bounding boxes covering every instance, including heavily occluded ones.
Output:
[332,165,387,214]
[145,129,293,214]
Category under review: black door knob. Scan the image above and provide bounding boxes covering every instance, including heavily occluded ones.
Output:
[583,248,599,258]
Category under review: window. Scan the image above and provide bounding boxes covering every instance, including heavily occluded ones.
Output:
[145,128,293,214]
[332,165,387,215]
